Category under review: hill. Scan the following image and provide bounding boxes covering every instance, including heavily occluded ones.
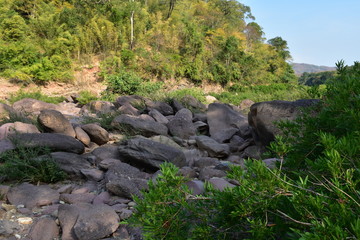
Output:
[291,63,336,76]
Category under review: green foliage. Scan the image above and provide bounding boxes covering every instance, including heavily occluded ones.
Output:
[8,89,65,104]
[0,145,66,183]
[104,70,142,96]
[298,71,336,86]
[129,61,360,239]
[166,88,206,104]
[77,90,98,105]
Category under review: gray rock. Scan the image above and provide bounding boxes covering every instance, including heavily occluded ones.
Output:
[28,217,60,240]
[263,158,281,169]
[0,103,17,119]
[98,158,122,170]
[181,95,206,112]
[91,144,123,162]
[170,99,184,112]
[185,180,205,195]
[179,166,197,178]
[118,137,187,170]
[118,103,140,116]
[58,203,119,240]
[81,123,109,145]
[145,100,174,116]
[106,177,143,199]
[105,161,147,180]
[13,121,40,134]
[11,133,85,154]
[93,191,111,205]
[195,135,230,158]
[60,193,96,204]
[0,220,20,237]
[208,177,236,191]
[207,103,251,142]
[243,145,264,160]
[111,114,168,137]
[80,169,104,181]
[82,101,116,115]
[150,135,182,150]
[51,152,92,179]
[0,139,15,154]
[116,95,145,109]
[248,99,319,146]
[12,98,60,115]
[167,108,196,139]
[149,109,169,124]
[38,109,76,137]
[7,183,59,209]
[194,157,220,168]
[198,166,227,181]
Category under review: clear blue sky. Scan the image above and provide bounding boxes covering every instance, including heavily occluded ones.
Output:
[241,0,360,66]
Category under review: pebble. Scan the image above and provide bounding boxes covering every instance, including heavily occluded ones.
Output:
[18,217,33,224]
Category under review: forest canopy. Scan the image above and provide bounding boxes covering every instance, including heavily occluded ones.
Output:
[0,0,296,86]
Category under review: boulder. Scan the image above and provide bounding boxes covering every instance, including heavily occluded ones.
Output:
[81,100,116,115]
[145,100,174,116]
[118,137,187,170]
[58,203,119,240]
[167,109,196,139]
[81,123,109,145]
[118,103,140,116]
[181,95,206,112]
[111,114,168,137]
[51,152,92,179]
[198,166,227,181]
[248,99,320,146]
[0,139,15,154]
[207,103,251,143]
[116,95,145,109]
[38,109,76,137]
[195,135,230,158]
[74,126,91,146]
[11,133,85,154]
[12,98,59,115]
[28,217,60,240]
[208,177,236,191]
[7,183,59,209]
[149,109,169,124]
[0,103,17,119]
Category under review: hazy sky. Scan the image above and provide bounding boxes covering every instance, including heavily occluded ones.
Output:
[241,0,360,66]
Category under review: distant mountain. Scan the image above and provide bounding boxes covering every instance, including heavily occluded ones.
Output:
[291,63,336,76]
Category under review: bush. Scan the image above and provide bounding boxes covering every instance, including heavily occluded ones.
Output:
[77,90,98,105]
[128,61,360,239]
[0,145,66,183]
[104,70,142,95]
[8,89,65,104]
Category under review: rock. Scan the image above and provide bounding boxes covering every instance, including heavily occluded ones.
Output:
[207,103,251,142]
[91,144,123,162]
[181,95,206,111]
[38,109,76,137]
[179,167,197,178]
[118,103,140,116]
[263,158,281,169]
[13,121,40,134]
[58,203,119,240]
[51,152,92,179]
[93,191,111,205]
[7,183,59,209]
[239,99,255,111]
[148,109,169,124]
[150,135,182,150]
[208,177,236,191]
[0,139,15,154]
[198,167,227,181]
[0,220,20,237]
[11,133,85,154]
[74,126,91,146]
[185,180,205,195]
[205,95,217,104]
[80,169,104,181]
[0,123,14,140]
[248,99,320,146]
[12,98,60,115]
[106,178,143,199]
[111,114,168,137]
[105,161,147,180]
[145,100,174,116]
[17,217,33,225]
[119,209,133,220]
[170,99,184,112]
[0,185,10,200]
[194,157,220,168]
[195,135,230,158]
[98,158,122,170]
[116,95,145,109]
[118,137,187,170]
[60,193,96,204]
[167,108,196,139]
[82,101,116,115]
[243,145,263,160]
[81,123,109,145]
[28,217,59,240]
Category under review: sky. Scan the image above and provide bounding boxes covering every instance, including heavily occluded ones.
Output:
[240,0,360,66]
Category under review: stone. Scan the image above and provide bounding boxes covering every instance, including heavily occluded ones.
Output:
[181,95,206,111]
[93,191,111,205]
[207,103,251,142]
[0,220,20,237]
[118,137,187,170]
[11,133,85,154]
[60,193,96,204]
[185,180,205,195]
[118,103,140,116]
[80,169,104,181]
[82,101,116,115]
[38,109,76,137]
[194,157,220,168]
[145,100,174,116]
[239,99,255,111]
[179,167,197,178]
[81,123,109,145]
[263,158,281,169]
[243,145,264,160]
[98,158,122,170]
[195,135,230,158]
[170,99,184,112]
[111,114,168,137]
[167,108,196,139]
[150,135,182,150]
[74,126,91,146]
[0,139,15,154]
[0,103,17,119]
[105,161,147,179]
[7,183,59,209]
[28,217,60,240]
[148,109,169,124]
[91,144,123,162]
[205,95,217,104]
[208,177,236,191]
[106,178,143,199]
[12,98,60,115]
[17,217,33,225]
[116,95,145,109]
[198,166,227,181]
[0,185,10,200]
[58,203,119,240]
[51,152,92,179]
[248,99,320,146]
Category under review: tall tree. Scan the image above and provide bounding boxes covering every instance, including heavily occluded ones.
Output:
[267,36,291,60]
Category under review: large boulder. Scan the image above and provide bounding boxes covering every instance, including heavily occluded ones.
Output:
[11,133,85,154]
[38,109,76,137]
[145,100,174,116]
[207,103,251,143]
[50,152,92,179]
[195,135,230,158]
[167,108,196,139]
[111,114,168,137]
[12,98,60,115]
[0,103,17,119]
[248,99,320,146]
[81,100,116,115]
[81,123,109,145]
[118,137,187,170]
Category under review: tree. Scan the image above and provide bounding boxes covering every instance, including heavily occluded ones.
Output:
[267,36,291,60]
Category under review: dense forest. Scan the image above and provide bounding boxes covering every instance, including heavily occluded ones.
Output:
[0,0,296,87]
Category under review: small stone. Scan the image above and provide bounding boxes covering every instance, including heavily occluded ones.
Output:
[1,204,16,211]
[18,217,33,224]
[128,202,136,207]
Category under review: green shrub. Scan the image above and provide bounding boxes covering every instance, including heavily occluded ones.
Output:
[8,89,65,104]
[0,145,66,183]
[77,90,98,105]
[104,70,142,95]
[166,88,206,104]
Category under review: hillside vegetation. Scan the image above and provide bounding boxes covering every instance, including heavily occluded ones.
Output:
[0,0,296,88]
